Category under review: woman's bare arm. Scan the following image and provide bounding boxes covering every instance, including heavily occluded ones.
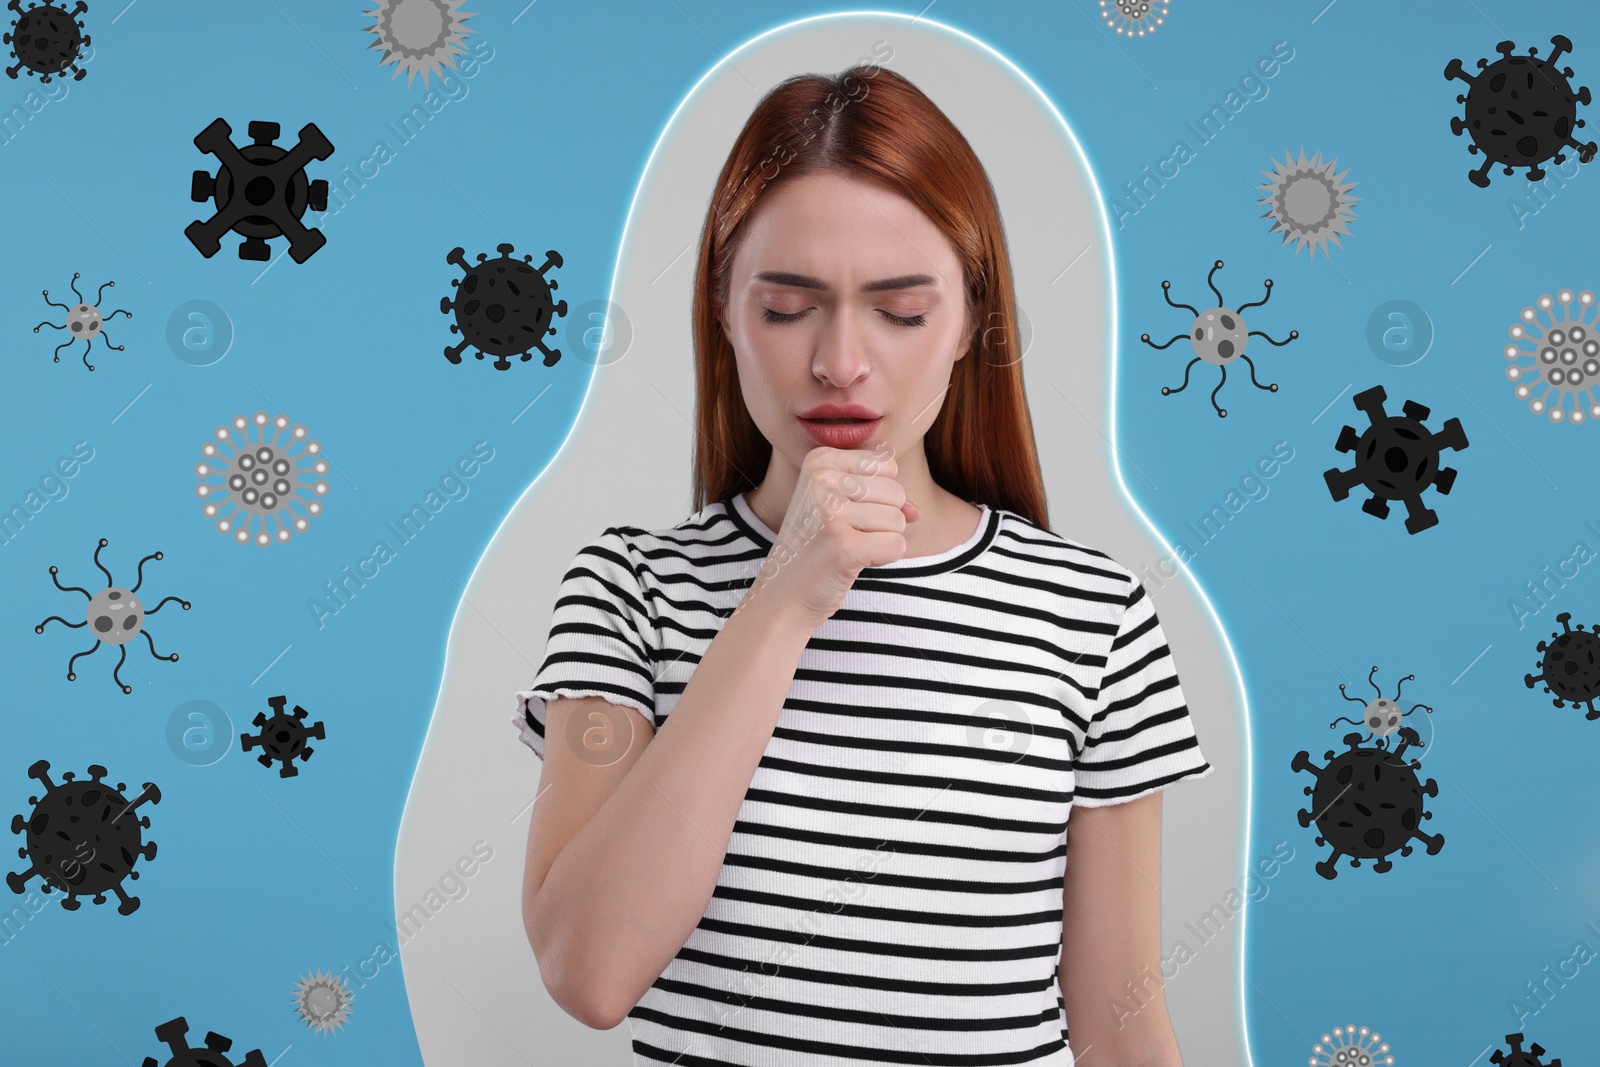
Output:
[1059,791,1184,1066]
[526,590,817,1029]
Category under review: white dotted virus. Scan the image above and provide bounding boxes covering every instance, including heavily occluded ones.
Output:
[195,412,329,546]
[1257,148,1360,260]
[1100,0,1168,37]
[363,0,476,88]
[1506,288,1600,425]
[1310,1024,1394,1067]
[292,968,354,1036]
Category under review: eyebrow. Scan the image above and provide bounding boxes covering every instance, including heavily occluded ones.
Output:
[752,270,941,293]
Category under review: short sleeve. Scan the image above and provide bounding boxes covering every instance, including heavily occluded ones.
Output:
[1072,577,1214,807]
[512,528,657,761]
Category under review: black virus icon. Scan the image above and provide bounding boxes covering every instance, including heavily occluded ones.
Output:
[141,1017,267,1067]
[441,243,567,369]
[35,538,190,694]
[5,0,88,82]
[241,695,325,777]
[1140,259,1297,417]
[1445,35,1597,188]
[1292,725,1444,879]
[8,759,160,915]
[186,118,333,264]
[1524,611,1600,719]
[1331,664,1434,742]
[1491,1033,1562,1067]
[1324,384,1469,534]
[33,271,129,370]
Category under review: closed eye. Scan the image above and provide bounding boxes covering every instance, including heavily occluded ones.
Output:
[761,308,928,327]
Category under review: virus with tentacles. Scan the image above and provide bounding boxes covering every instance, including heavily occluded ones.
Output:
[8,759,160,915]
[441,242,567,370]
[363,0,474,88]
[1140,259,1298,418]
[141,1017,267,1067]
[1503,288,1600,425]
[33,272,129,371]
[35,538,190,694]
[1331,664,1434,743]
[292,968,354,1035]
[1310,1025,1394,1067]
[1099,0,1167,37]
[1524,611,1600,720]
[196,411,329,546]
[5,0,89,82]
[1445,35,1596,188]
[1256,148,1359,260]
[1491,1033,1563,1067]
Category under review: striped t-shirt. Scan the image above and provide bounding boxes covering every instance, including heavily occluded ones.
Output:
[514,491,1213,1066]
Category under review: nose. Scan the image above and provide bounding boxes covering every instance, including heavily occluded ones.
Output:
[811,307,871,388]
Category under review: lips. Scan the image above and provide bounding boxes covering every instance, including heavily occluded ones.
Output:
[798,403,882,420]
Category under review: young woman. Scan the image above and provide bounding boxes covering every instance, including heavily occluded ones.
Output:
[518,64,1212,1066]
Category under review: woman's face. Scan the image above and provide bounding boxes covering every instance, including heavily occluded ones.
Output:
[719,168,971,470]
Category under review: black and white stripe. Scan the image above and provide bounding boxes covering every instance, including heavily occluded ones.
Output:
[515,492,1212,1065]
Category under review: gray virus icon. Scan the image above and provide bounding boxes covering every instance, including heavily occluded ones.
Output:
[1504,288,1600,425]
[8,759,160,915]
[292,968,354,1035]
[196,411,329,546]
[1331,665,1434,742]
[1446,35,1596,188]
[364,0,475,88]
[1140,258,1299,417]
[1256,148,1359,260]
[5,0,89,82]
[35,538,190,694]
[141,1017,267,1067]
[1311,1024,1394,1067]
[1099,0,1167,37]
[34,272,130,370]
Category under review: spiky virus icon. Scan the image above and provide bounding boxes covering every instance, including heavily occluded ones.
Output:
[5,0,88,82]
[35,538,190,694]
[293,968,354,1035]
[1445,35,1597,188]
[363,0,475,88]
[33,271,129,370]
[241,695,325,778]
[441,242,567,370]
[186,118,333,264]
[1332,665,1434,742]
[1099,0,1167,37]
[1310,1024,1394,1067]
[1324,385,1468,535]
[1504,288,1600,425]
[196,412,329,546]
[1256,148,1359,260]
[1524,611,1600,720]
[8,759,160,915]
[1140,259,1298,418]
[1293,724,1444,879]
[1491,1033,1562,1067]
[141,1017,267,1067]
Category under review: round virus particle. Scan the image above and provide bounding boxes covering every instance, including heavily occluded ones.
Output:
[241,695,326,778]
[1504,288,1600,425]
[363,0,474,88]
[5,0,89,82]
[1292,726,1444,879]
[1445,35,1597,188]
[1331,664,1433,741]
[1310,1024,1394,1067]
[33,271,130,371]
[1099,0,1167,37]
[1324,384,1469,535]
[196,411,329,546]
[441,242,568,370]
[1140,258,1299,418]
[8,759,160,915]
[141,1017,267,1067]
[1256,148,1359,260]
[35,538,190,693]
[1524,611,1600,720]
[1491,1033,1562,1067]
[187,118,333,264]
[292,968,354,1035]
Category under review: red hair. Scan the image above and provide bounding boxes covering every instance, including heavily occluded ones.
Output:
[689,63,1051,529]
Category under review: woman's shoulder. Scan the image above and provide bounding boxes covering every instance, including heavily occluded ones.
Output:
[991,507,1136,586]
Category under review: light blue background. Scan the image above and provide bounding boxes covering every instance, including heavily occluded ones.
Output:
[2,1,1597,1064]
